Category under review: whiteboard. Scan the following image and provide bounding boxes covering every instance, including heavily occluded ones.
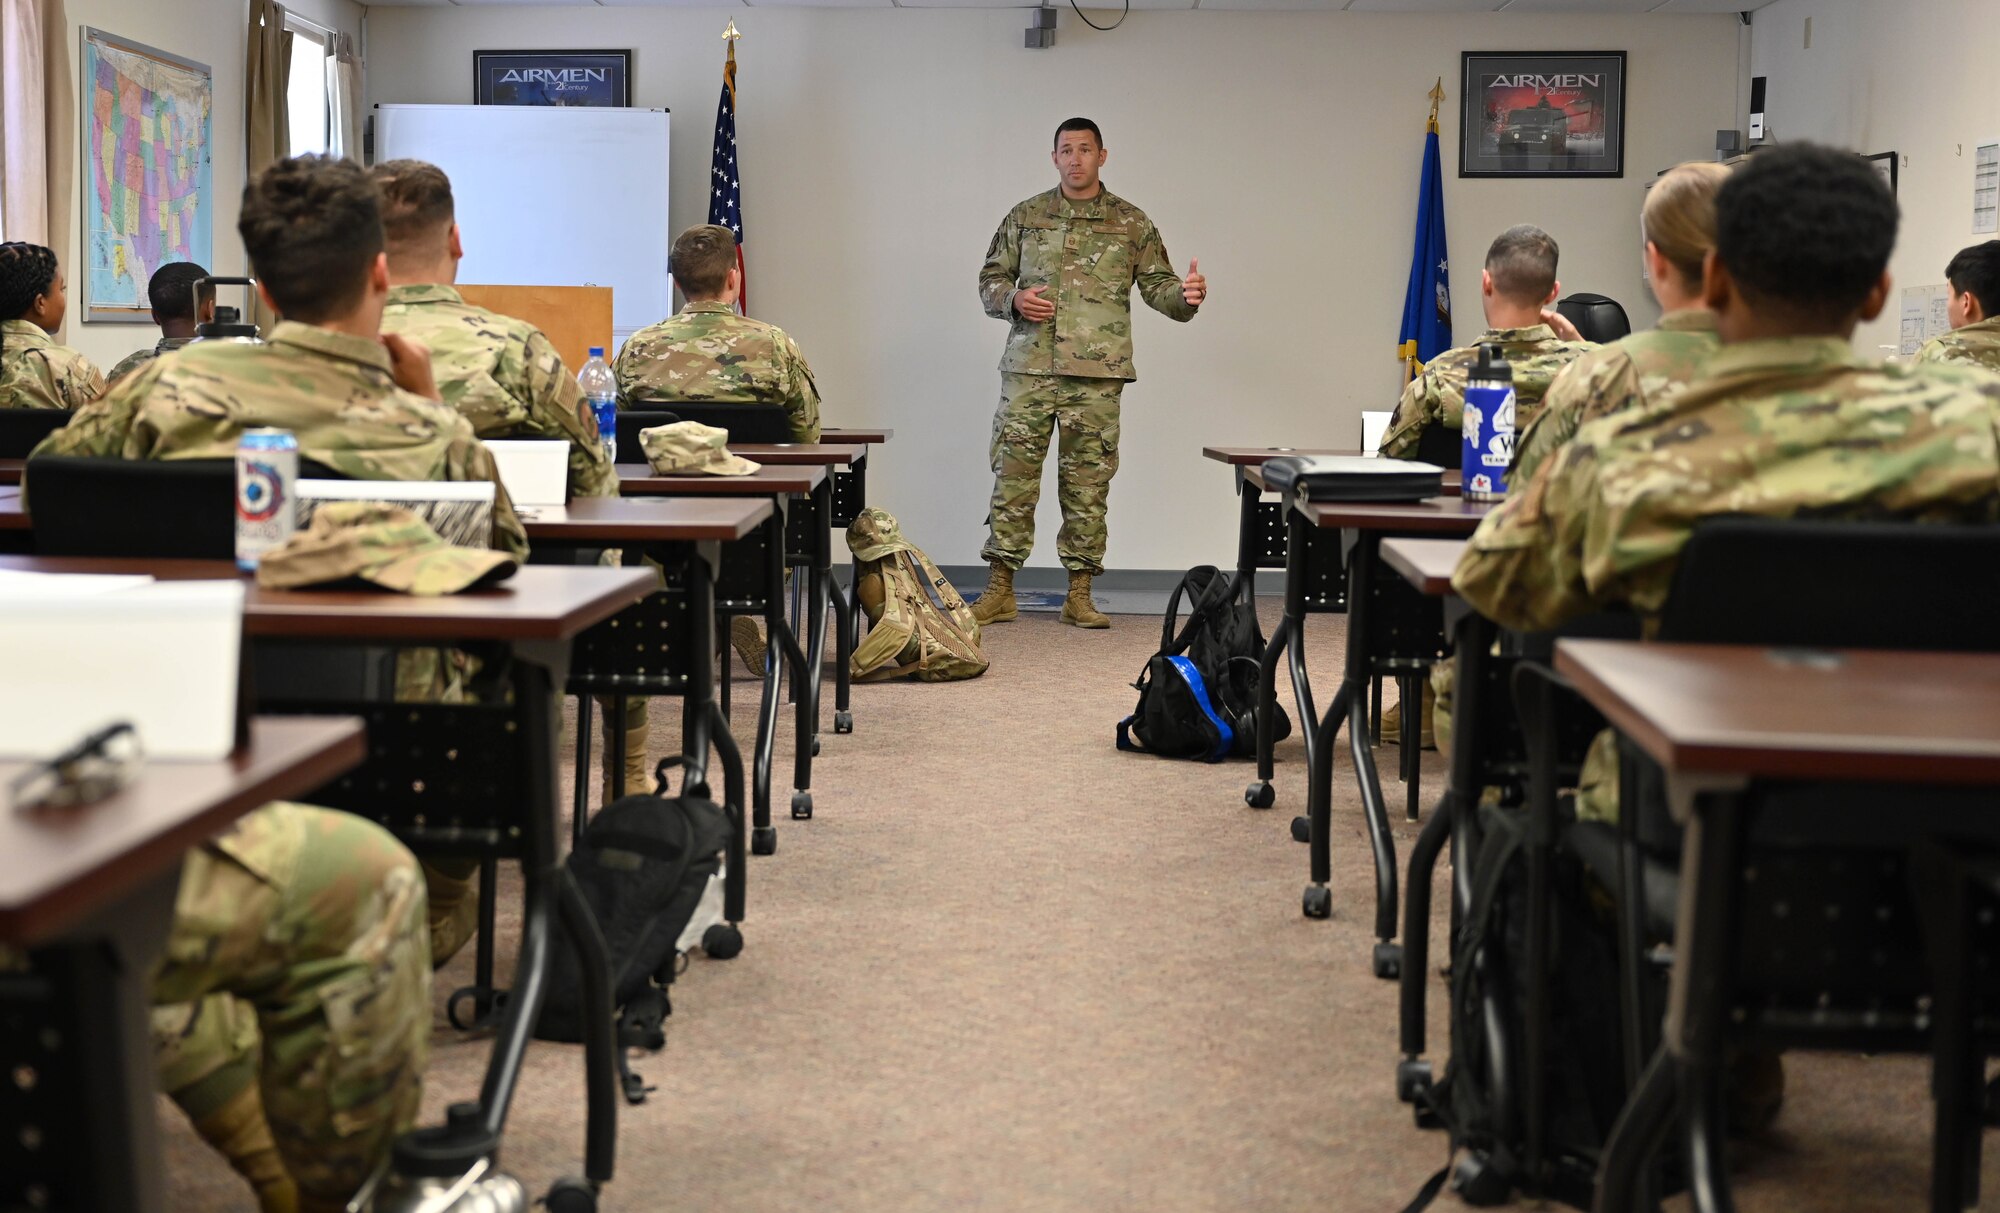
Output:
[374,104,671,348]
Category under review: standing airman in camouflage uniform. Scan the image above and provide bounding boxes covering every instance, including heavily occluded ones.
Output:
[619,223,822,673]
[372,161,617,499]
[1455,143,2000,827]
[28,155,521,1211]
[106,261,215,383]
[616,223,821,444]
[972,118,1204,630]
[1916,240,2000,373]
[1378,224,1593,461]
[0,242,105,409]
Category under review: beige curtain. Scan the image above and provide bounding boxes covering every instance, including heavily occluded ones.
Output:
[245,0,290,330]
[328,32,362,164]
[0,0,47,243]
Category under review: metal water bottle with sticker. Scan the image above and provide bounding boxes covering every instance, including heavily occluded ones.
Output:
[1461,343,1515,501]
[235,427,298,571]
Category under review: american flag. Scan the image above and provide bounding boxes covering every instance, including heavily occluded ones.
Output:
[709,35,746,314]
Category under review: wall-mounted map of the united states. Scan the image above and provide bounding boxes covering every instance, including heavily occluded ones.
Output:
[84,32,213,315]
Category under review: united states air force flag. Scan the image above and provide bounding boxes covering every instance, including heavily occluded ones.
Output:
[1397,120,1452,380]
[709,36,747,313]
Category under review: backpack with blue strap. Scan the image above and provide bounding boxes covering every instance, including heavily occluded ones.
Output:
[1117,565,1290,762]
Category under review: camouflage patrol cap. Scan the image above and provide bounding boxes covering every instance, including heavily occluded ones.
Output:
[255,501,518,595]
[639,421,762,477]
[846,507,915,561]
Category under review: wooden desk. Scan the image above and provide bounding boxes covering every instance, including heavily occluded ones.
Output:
[1202,445,1362,464]
[0,556,654,1184]
[1557,640,2000,1213]
[0,457,23,485]
[1,717,366,1213]
[1255,487,1493,975]
[726,442,864,468]
[820,427,894,444]
[616,463,824,497]
[522,496,771,546]
[1379,537,1468,598]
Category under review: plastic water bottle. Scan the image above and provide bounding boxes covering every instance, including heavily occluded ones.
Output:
[578,347,618,466]
[1461,344,1515,501]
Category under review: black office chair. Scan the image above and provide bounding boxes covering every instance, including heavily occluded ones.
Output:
[615,403,796,465]
[1555,292,1631,344]
[26,455,347,559]
[0,409,73,459]
[1589,516,2000,1213]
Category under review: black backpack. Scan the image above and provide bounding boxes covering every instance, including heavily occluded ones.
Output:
[1403,804,1671,1211]
[1116,565,1289,762]
[534,773,739,1103]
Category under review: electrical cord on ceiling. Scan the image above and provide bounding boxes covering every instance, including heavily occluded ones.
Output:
[1068,0,1130,33]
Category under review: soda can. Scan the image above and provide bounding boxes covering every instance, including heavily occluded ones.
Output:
[236,427,299,571]
[1461,345,1515,501]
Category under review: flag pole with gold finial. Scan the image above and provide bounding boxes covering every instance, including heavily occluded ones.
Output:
[722,19,740,103]
[1427,77,1444,135]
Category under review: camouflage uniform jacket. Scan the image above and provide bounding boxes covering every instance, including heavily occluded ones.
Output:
[1378,324,1594,459]
[614,300,821,442]
[382,284,616,498]
[1511,309,1719,484]
[978,186,1196,381]
[29,320,528,560]
[1454,336,2000,634]
[107,336,197,385]
[1916,315,2000,374]
[0,318,105,410]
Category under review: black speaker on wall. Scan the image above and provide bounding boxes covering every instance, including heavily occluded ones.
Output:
[1749,76,1767,140]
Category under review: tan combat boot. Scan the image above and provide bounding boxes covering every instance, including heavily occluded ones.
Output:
[191,1083,299,1213]
[602,714,652,802]
[731,615,768,675]
[971,561,1018,624]
[1380,682,1437,750]
[1060,570,1110,629]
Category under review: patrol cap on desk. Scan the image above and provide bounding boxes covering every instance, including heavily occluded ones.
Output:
[256,502,518,595]
[847,507,916,561]
[639,420,762,477]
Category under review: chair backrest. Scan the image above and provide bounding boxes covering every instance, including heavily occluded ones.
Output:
[1554,292,1631,344]
[1657,516,2000,652]
[0,409,73,459]
[615,402,793,463]
[27,455,348,559]
[613,409,680,465]
[1414,422,1460,468]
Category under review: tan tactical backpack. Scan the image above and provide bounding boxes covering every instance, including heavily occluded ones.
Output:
[846,508,989,682]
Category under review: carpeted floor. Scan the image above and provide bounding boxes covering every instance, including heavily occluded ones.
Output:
[160,605,1993,1210]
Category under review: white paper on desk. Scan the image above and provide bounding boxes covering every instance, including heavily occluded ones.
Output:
[1360,410,1392,455]
[0,570,155,598]
[483,440,568,508]
[0,580,243,760]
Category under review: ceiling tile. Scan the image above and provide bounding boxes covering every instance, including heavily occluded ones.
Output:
[1652,0,1778,10]
[1498,0,1660,11]
[1196,0,1348,10]
[1341,0,1506,12]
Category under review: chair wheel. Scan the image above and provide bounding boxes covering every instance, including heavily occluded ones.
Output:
[811,736,822,757]
[1302,884,1332,919]
[791,791,813,820]
[752,826,778,856]
[702,923,744,959]
[545,1176,596,1213]
[1245,780,1275,809]
[1373,942,1402,980]
[1396,1058,1434,1105]
[1290,816,1311,844]
[834,710,854,734]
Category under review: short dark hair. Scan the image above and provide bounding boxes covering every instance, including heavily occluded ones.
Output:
[237,155,384,323]
[1053,118,1103,150]
[1714,142,1898,325]
[0,242,58,322]
[1485,225,1559,304]
[672,224,738,299]
[1945,241,2000,319]
[369,159,456,261]
[148,261,211,322]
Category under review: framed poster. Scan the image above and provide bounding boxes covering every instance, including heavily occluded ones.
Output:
[474,50,631,107]
[80,28,214,322]
[1865,151,1898,198]
[1460,51,1627,179]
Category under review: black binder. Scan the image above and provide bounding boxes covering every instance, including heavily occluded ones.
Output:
[1259,455,1444,502]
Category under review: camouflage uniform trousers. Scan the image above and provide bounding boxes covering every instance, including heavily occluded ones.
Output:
[153,801,431,1207]
[981,372,1126,574]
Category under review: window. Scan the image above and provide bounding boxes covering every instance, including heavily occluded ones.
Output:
[284,18,332,156]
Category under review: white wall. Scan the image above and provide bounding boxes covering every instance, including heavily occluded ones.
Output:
[55,0,363,372]
[1749,0,1997,361]
[366,6,1742,572]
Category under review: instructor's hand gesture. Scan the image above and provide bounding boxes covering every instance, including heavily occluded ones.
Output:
[1013,285,1056,323]
[1182,258,1206,307]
